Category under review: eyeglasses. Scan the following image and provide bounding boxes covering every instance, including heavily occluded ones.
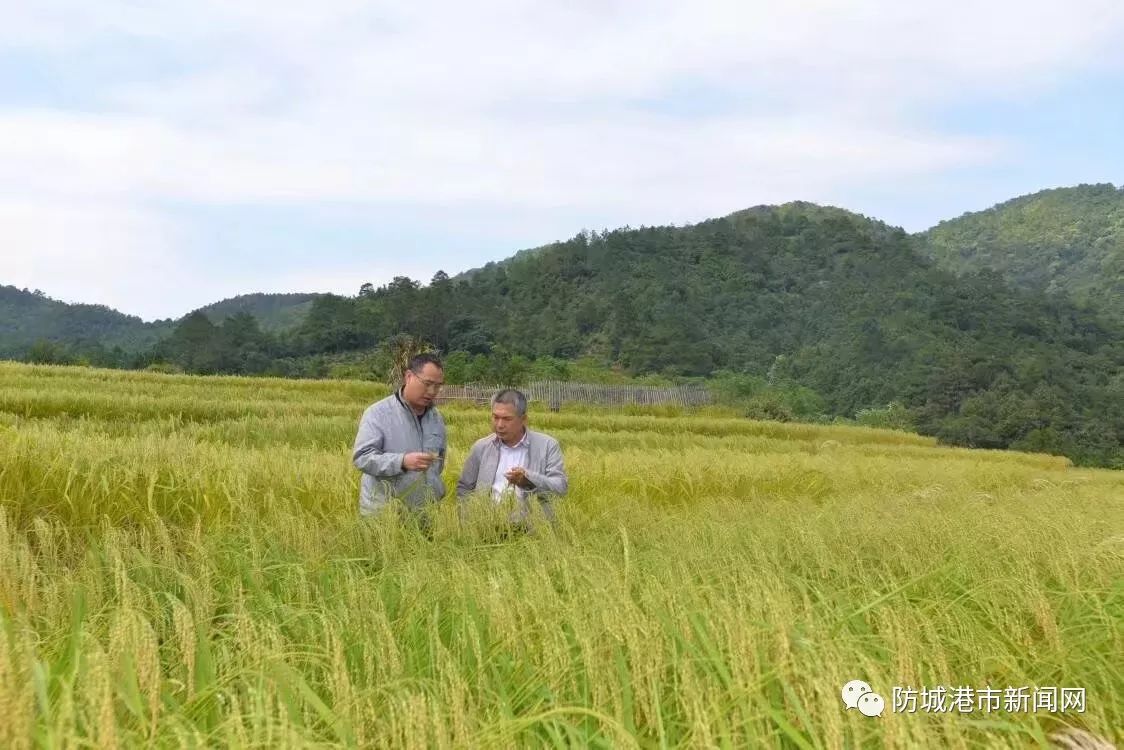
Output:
[410,370,444,392]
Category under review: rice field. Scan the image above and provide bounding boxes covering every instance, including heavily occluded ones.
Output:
[0,361,1121,748]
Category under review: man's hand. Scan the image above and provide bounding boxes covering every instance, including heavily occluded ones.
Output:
[504,467,533,489]
[403,452,437,471]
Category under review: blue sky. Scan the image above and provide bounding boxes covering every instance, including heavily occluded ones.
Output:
[1,0,1123,320]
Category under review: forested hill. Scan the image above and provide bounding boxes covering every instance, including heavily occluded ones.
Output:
[192,293,322,332]
[444,202,916,376]
[918,183,1124,319]
[297,202,1122,465]
[4,199,1123,467]
[0,285,168,357]
[0,288,317,358]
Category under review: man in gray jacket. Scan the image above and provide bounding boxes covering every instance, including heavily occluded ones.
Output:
[352,353,447,517]
[456,388,568,527]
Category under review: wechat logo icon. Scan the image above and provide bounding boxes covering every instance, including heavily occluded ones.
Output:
[842,680,885,718]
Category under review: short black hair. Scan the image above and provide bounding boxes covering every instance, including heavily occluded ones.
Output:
[408,352,444,373]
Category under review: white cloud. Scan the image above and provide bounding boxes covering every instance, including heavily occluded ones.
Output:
[2,0,1124,317]
[0,198,189,319]
[0,108,1000,212]
[10,1,1124,99]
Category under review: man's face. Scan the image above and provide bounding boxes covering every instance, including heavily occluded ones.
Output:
[491,402,527,443]
[403,363,444,410]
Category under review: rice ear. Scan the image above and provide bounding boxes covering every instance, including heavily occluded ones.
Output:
[1048,728,1118,750]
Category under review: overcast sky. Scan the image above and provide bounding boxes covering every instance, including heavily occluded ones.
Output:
[2,0,1123,320]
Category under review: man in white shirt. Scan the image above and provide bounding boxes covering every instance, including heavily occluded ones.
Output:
[492,424,530,501]
[456,388,568,528]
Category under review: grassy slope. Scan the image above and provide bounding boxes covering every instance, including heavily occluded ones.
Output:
[0,362,1120,748]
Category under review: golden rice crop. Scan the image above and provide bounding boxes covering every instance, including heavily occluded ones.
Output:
[0,362,1119,748]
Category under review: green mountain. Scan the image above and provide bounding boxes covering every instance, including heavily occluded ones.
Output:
[6,193,1123,467]
[918,183,1124,319]
[309,200,1120,465]
[0,288,320,358]
[192,293,322,332]
[0,285,169,358]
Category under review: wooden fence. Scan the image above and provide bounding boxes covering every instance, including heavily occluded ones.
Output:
[436,380,712,410]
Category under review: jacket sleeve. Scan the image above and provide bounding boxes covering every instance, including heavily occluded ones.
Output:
[525,439,568,498]
[435,417,448,477]
[456,442,481,500]
[352,409,405,477]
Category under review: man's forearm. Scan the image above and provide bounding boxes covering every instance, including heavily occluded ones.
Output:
[525,466,567,496]
[354,449,405,477]
[455,451,479,498]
